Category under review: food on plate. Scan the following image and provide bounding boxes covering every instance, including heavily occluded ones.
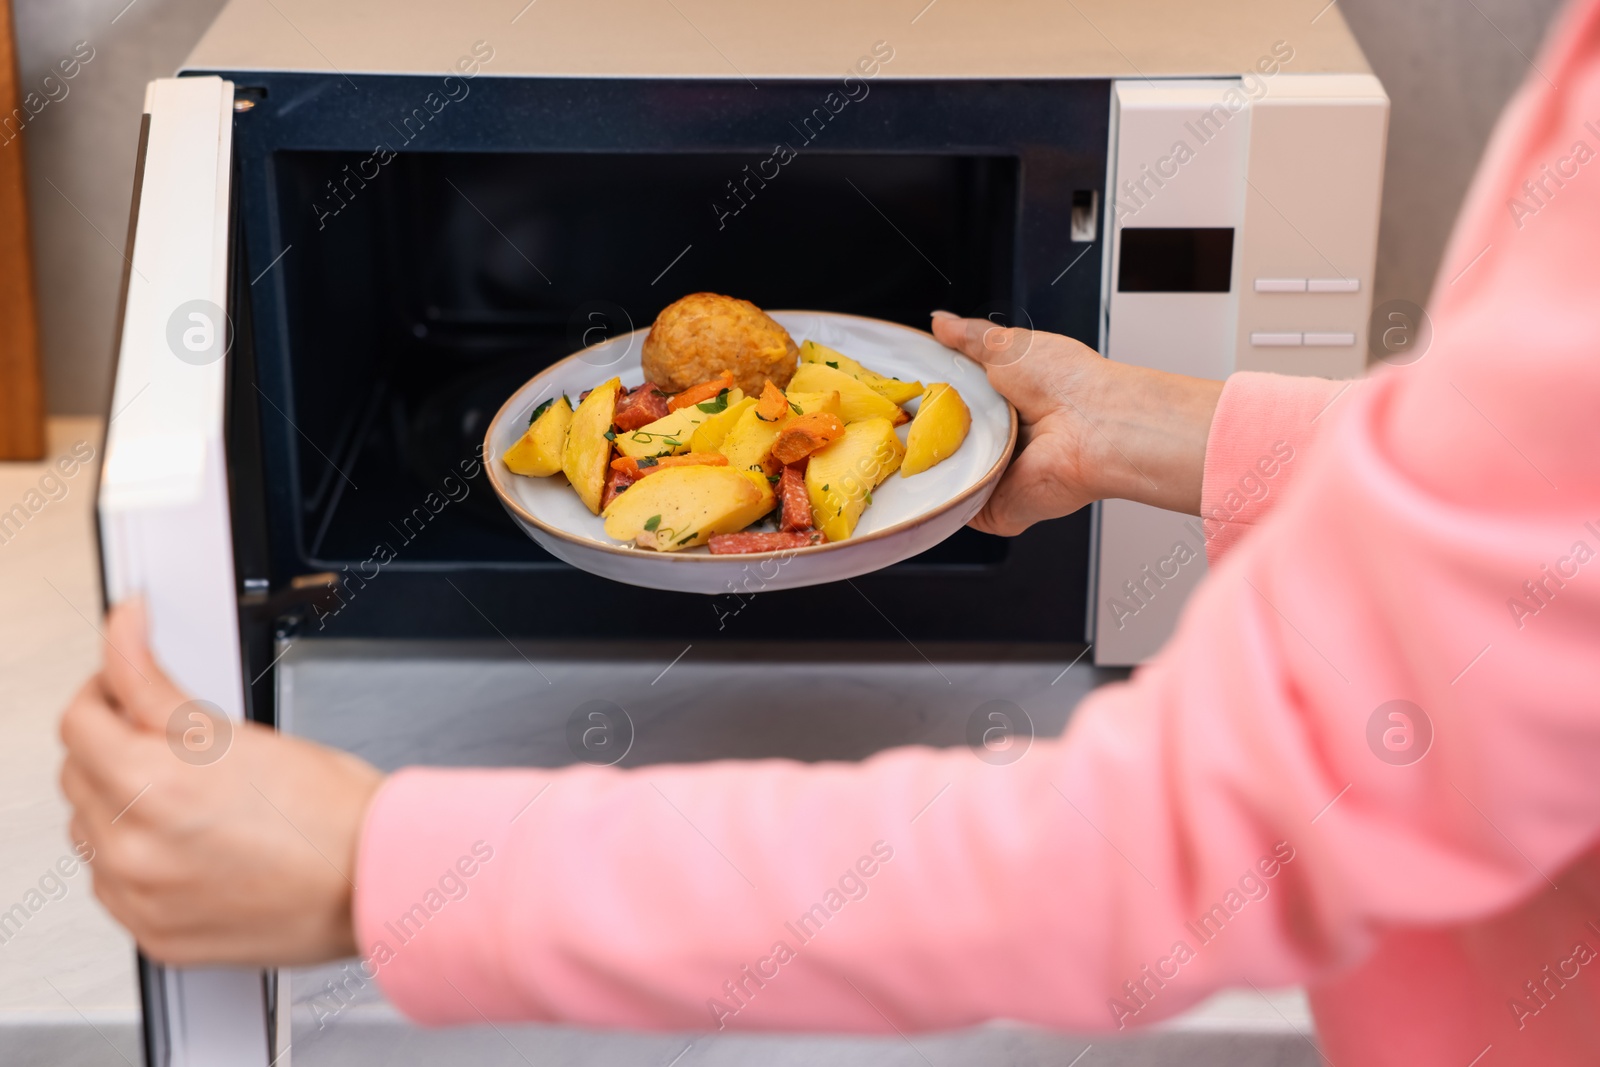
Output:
[614,386,745,460]
[641,292,799,395]
[708,530,826,554]
[503,394,572,477]
[502,299,977,554]
[601,466,775,551]
[770,412,845,466]
[805,417,906,542]
[787,362,908,425]
[799,340,923,405]
[901,382,972,476]
[563,377,622,513]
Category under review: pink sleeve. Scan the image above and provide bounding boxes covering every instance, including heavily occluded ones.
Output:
[355,12,1600,1034]
[1198,372,1349,562]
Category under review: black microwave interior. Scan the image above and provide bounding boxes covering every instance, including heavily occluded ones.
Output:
[219,75,1106,644]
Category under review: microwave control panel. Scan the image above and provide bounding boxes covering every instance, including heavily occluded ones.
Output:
[1094,74,1388,666]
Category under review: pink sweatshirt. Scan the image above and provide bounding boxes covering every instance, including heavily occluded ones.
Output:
[355,3,1600,1060]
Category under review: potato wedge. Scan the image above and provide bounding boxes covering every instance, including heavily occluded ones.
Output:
[503,394,573,477]
[615,387,745,460]
[799,340,923,405]
[689,394,757,453]
[788,362,904,424]
[717,404,785,477]
[782,390,842,418]
[901,383,971,476]
[804,417,905,542]
[562,378,621,513]
[602,466,775,551]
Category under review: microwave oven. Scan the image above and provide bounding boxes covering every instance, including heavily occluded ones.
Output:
[96,1,1386,1063]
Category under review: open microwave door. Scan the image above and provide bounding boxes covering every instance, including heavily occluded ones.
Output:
[98,76,273,1067]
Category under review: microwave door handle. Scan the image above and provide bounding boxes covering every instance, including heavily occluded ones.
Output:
[98,75,273,1067]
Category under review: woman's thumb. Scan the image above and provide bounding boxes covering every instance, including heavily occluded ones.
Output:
[102,597,189,731]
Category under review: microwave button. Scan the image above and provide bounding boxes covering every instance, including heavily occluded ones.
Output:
[1307,277,1361,293]
[1250,331,1303,347]
[1303,331,1357,346]
[1253,278,1307,293]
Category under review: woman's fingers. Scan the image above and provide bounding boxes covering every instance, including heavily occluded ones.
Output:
[100,598,189,733]
[970,435,1085,537]
[930,313,1035,367]
[59,676,167,841]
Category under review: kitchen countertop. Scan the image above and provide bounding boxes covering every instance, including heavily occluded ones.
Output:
[0,418,139,1059]
[0,417,1319,1065]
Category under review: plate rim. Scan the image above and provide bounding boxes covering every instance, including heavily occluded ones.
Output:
[482,310,1019,564]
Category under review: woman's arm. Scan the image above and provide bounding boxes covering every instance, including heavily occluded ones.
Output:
[351,316,1599,1035]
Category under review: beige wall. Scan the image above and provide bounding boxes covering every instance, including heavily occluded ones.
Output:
[14,0,230,415]
[13,0,1571,414]
[1339,0,1568,310]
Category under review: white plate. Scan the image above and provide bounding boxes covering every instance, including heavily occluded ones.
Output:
[483,311,1017,594]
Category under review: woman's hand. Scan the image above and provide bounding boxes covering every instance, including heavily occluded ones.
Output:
[930,312,1224,535]
[59,599,384,966]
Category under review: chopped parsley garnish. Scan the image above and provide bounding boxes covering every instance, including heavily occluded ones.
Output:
[651,388,671,398]
[767,474,780,483]
[789,401,802,415]
[603,430,616,441]
[821,484,829,491]
[825,360,839,369]
[696,389,731,414]
[677,532,696,545]
[637,456,659,468]
[643,515,661,532]
[527,397,555,426]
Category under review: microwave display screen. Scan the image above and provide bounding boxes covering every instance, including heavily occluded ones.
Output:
[1116,227,1234,293]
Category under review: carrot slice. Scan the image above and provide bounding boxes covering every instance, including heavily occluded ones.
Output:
[755,380,790,422]
[770,412,845,466]
[667,371,736,412]
[609,452,730,481]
